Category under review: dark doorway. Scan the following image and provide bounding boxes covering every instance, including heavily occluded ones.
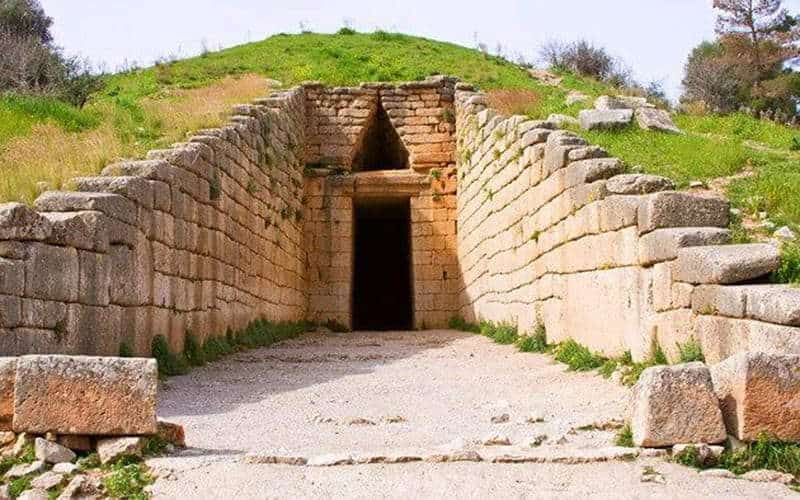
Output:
[352,101,409,171]
[352,198,413,331]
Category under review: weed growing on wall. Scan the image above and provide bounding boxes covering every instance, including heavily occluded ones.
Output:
[554,339,608,371]
[151,319,314,377]
[615,425,634,448]
[677,339,705,363]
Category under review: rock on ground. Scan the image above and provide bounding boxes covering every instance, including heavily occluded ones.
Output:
[13,355,157,436]
[97,436,145,464]
[34,437,76,464]
[635,108,681,133]
[711,352,800,441]
[579,109,633,130]
[631,363,726,447]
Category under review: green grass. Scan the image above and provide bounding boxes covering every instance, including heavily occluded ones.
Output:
[578,125,753,187]
[102,458,153,500]
[771,242,800,285]
[677,112,799,152]
[553,339,608,371]
[677,339,705,363]
[152,318,312,377]
[0,93,100,148]
[615,424,634,447]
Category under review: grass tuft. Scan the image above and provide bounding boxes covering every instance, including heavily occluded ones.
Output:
[516,324,548,353]
[553,339,608,371]
[615,425,634,448]
[677,338,705,363]
[102,460,153,500]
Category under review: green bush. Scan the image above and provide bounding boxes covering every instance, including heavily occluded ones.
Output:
[615,425,634,447]
[151,335,189,377]
[516,324,548,353]
[719,434,800,478]
[677,339,705,363]
[773,242,800,285]
[183,334,206,367]
[448,316,480,333]
[102,460,153,500]
[554,339,607,371]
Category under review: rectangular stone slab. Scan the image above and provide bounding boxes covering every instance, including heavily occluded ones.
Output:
[13,355,157,435]
[711,352,800,441]
[0,358,15,430]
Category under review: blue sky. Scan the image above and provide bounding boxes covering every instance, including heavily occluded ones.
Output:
[40,0,800,99]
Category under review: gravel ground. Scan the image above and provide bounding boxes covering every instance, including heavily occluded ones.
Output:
[149,330,795,499]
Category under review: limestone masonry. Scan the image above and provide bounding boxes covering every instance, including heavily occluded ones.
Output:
[1,76,800,445]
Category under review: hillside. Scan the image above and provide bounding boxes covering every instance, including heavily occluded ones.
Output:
[0,31,798,273]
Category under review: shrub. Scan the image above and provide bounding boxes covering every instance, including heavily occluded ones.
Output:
[677,338,705,363]
[102,460,153,499]
[615,425,634,447]
[554,339,607,371]
[773,242,800,285]
[490,323,519,345]
[516,324,548,353]
[183,334,206,367]
[151,335,189,377]
[448,316,480,333]
[336,27,356,36]
[719,433,800,478]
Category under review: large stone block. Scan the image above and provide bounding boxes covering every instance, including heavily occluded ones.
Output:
[711,352,800,441]
[635,108,681,133]
[578,109,633,130]
[0,358,15,430]
[595,95,653,110]
[606,174,674,195]
[631,363,726,447]
[673,244,780,285]
[24,243,79,302]
[0,203,51,241]
[0,258,24,296]
[13,355,157,435]
[40,211,108,252]
[638,227,731,266]
[34,192,137,226]
[637,192,729,234]
[696,315,800,364]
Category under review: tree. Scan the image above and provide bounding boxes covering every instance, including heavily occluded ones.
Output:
[681,41,744,113]
[0,0,53,44]
[713,0,799,85]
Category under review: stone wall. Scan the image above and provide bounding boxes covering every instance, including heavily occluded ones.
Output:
[304,77,457,172]
[454,84,800,363]
[0,87,308,356]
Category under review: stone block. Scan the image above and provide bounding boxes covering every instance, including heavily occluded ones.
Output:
[673,244,780,285]
[631,363,726,447]
[606,174,674,195]
[13,355,157,435]
[97,436,145,464]
[696,315,800,364]
[564,158,623,188]
[595,95,653,110]
[636,108,681,133]
[578,109,633,130]
[711,352,800,441]
[0,203,52,241]
[0,295,21,328]
[72,176,154,209]
[34,437,75,464]
[77,251,110,306]
[34,191,137,226]
[0,358,15,430]
[637,192,729,235]
[24,243,79,302]
[40,211,108,252]
[638,227,731,266]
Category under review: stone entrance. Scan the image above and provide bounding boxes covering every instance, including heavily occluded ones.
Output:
[352,197,413,330]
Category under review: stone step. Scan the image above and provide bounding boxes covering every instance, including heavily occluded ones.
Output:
[673,244,781,284]
[692,284,800,326]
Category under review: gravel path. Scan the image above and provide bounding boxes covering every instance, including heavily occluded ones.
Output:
[149,330,794,499]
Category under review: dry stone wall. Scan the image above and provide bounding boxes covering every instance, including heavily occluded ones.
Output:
[454,85,800,363]
[0,86,308,356]
[304,77,457,172]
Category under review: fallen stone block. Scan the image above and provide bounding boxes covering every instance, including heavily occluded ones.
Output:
[34,437,75,464]
[606,174,675,195]
[699,468,737,479]
[742,469,795,484]
[579,109,633,130]
[0,203,52,241]
[631,363,726,447]
[96,436,145,464]
[673,244,780,284]
[31,471,65,490]
[4,460,45,479]
[13,355,157,436]
[565,91,589,106]
[635,108,681,133]
[595,95,653,110]
[638,227,731,266]
[638,192,730,234]
[711,352,800,441]
[547,114,579,127]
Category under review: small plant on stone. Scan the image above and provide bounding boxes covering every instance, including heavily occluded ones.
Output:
[492,149,501,160]
[673,445,705,468]
[151,335,189,377]
[429,169,442,181]
[718,433,800,479]
[246,179,260,194]
[615,424,634,447]
[183,334,206,367]
[209,174,221,200]
[448,316,480,333]
[598,358,618,378]
[677,338,704,363]
[102,459,154,499]
[8,476,32,498]
[441,108,455,124]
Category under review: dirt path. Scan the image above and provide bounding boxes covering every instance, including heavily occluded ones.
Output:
[148,330,794,499]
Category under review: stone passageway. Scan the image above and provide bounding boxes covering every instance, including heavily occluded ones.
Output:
[149,331,793,499]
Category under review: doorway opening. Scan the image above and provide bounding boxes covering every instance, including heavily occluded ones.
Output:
[352,101,409,172]
[352,198,413,331]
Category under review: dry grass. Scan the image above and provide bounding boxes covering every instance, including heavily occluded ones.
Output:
[487,89,542,116]
[0,74,270,204]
